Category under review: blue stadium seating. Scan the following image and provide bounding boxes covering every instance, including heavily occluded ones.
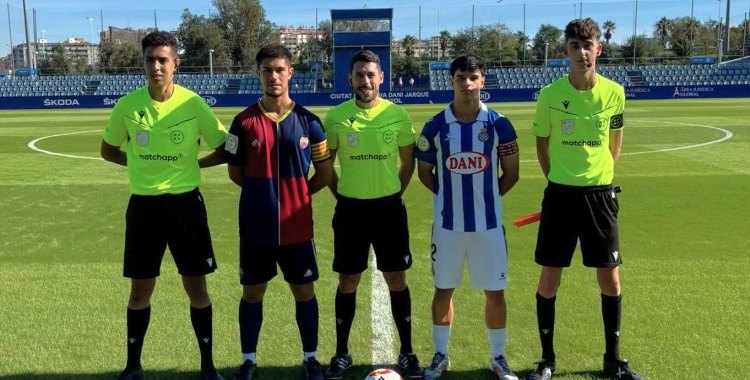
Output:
[0,72,321,97]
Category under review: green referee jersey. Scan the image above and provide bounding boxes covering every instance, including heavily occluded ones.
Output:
[532,74,625,186]
[102,84,228,195]
[323,98,416,199]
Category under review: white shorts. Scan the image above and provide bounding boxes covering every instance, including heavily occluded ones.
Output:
[430,225,509,291]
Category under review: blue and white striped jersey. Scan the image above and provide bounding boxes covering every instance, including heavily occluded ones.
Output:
[415,102,519,232]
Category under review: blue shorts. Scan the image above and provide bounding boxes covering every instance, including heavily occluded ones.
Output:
[239,239,319,285]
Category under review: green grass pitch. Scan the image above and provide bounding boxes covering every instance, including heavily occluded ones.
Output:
[0,98,748,379]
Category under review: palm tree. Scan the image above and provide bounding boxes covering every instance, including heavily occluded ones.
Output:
[655,17,671,49]
[603,20,616,44]
[439,30,451,60]
[402,34,417,57]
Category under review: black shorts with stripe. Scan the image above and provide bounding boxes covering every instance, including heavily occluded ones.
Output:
[535,182,621,268]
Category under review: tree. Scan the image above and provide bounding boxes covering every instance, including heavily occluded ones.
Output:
[450,28,474,56]
[74,56,91,75]
[315,20,333,64]
[49,44,72,75]
[176,9,230,70]
[654,17,671,49]
[532,24,565,61]
[402,35,417,57]
[472,24,518,64]
[439,30,451,60]
[603,20,616,44]
[515,31,530,64]
[212,0,278,70]
[621,34,661,63]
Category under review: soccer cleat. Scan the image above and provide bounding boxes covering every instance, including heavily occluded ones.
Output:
[397,353,424,379]
[232,360,257,380]
[324,354,353,379]
[603,357,645,380]
[115,367,143,380]
[527,359,555,380]
[423,352,450,380]
[201,366,224,380]
[303,358,325,380]
[489,355,518,380]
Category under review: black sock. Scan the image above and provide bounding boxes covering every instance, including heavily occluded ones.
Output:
[335,288,356,355]
[602,293,622,361]
[126,306,151,370]
[536,293,556,362]
[390,287,413,355]
[296,296,319,355]
[190,304,214,370]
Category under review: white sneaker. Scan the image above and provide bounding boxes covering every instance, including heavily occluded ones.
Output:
[489,355,518,380]
[423,352,450,380]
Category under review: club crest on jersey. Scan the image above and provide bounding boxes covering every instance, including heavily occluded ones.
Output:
[136,131,149,146]
[561,119,575,135]
[347,132,359,147]
[299,136,309,149]
[477,127,490,143]
[446,152,489,175]
[417,135,430,152]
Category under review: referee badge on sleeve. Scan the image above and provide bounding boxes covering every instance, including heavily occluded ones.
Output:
[136,131,149,146]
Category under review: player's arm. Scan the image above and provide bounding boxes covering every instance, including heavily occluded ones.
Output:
[531,91,551,179]
[196,96,228,169]
[326,149,340,200]
[101,141,126,166]
[536,137,550,179]
[496,117,520,196]
[417,161,436,193]
[101,104,128,166]
[609,130,623,163]
[307,117,333,195]
[397,109,417,196]
[322,114,341,200]
[224,116,246,187]
[199,146,226,169]
[398,144,415,196]
[609,94,625,163]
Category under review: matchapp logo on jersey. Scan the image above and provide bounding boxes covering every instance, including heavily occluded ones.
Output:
[446,152,489,175]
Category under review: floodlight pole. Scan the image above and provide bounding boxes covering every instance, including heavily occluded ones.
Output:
[544,41,549,67]
[209,49,214,76]
[22,0,32,70]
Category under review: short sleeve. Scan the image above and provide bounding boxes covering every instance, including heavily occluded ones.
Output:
[610,86,625,130]
[531,90,551,138]
[397,107,416,147]
[195,97,228,149]
[323,112,339,150]
[414,118,439,164]
[224,115,246,166]
[494,117,519,157]
[308,115,331,163]
[102,101,128,147]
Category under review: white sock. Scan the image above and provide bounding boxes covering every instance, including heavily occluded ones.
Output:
[303,351,317,362]
[242,353,256,363]
[488,328,507,358]
[432,324,451,355]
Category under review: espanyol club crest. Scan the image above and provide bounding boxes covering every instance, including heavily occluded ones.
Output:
[561,119,575,135]
[477,127,490,143]
[347,132,359,147]
[136,131,149,146]
[299,136,309,149]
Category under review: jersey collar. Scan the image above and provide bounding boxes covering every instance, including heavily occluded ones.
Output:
[444,101,489,124]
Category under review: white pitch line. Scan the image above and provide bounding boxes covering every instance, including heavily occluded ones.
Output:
[371,250,396,368]
[518,122,733,163]
[27,130,103,160]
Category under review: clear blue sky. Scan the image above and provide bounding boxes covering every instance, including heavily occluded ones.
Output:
[2,0,747,56]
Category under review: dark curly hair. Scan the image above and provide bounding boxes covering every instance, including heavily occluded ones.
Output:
[255,43,293,69]
[141,31,179,57]
[564,18,602,42]
[450,53,485,77]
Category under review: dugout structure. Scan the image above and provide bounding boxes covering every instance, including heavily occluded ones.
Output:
[331,8,393,94]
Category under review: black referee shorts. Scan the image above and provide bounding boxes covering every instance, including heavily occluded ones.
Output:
[331,193,412,275]
[123,188,217,279]
[535,182,621,268]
